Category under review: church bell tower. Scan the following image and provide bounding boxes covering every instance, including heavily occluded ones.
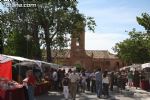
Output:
[70,27,86,66]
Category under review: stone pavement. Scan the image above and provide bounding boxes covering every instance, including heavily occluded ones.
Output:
[36,87,150,100]
[124,86,150,100]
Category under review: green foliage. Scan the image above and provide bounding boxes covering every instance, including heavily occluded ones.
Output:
[137,13,150,33]
[87,17,96,32]
[0,31,3,54]
[0,0,96,61]
[113,29,150,64]
[75,63,82,72]
[114,13,150,64]
[5,32,27,57]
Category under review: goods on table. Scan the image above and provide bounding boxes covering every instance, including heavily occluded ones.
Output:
[0,78,22,90]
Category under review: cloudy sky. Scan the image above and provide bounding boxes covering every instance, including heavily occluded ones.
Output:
[77,0,150,53]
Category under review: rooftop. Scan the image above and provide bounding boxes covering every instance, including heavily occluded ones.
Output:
[51,49,118,59]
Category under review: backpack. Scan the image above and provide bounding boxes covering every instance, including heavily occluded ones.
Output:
[63,77,69,86]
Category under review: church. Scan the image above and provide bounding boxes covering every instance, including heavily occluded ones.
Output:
[52,29,124,71]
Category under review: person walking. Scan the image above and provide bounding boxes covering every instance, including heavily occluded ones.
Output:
[85,71,91,91]
[95,68,102,98]
[69,70,80,100]
[102,71,109,98]
[80,72,87,93]
[52,69,58,90]
[90,71,96,93]
[109,72,114,91]
[127,71,133,88]
[62,73,70,100]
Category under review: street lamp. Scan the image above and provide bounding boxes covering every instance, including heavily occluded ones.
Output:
[24,34,32,58]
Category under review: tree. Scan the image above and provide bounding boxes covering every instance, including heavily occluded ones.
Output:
[1,1,42,58]
[0,10,7,54]
[75,63,82,72]
[1,0,96,62]
[0,29,3,54]
[37,0,96,62]
[0,10,14,54]
[113,13,150,64]
[113,29,150,64]
[137,13,150,33]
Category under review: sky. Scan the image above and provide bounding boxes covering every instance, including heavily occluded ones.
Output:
[77,0,150,53]
[0,0,150,53]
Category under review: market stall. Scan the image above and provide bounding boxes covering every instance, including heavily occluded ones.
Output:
[0,54,61,98]
[14,59,60,96]
[0,55,13,80]
[0,78,25,100]
[120,66,130,71]
[0,55,26,100]
[141,63,150,90]
[14,61,51,96]
[34,81,50,96]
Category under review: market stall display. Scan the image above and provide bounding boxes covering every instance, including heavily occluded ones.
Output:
[35,81,50,96]
[0,78,25,100]
[141,63,150,90]
[0,54,60,99]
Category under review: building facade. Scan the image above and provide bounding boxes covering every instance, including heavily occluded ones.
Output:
[52,30,124,71]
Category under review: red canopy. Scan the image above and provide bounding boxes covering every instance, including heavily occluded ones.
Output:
[0,55,12,80]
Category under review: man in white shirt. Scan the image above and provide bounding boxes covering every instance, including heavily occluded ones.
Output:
[69,70,80,100]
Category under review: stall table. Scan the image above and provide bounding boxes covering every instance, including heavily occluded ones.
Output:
[35,81,50,96]
[0,87,25,100]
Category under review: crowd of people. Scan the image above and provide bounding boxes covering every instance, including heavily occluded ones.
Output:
[22,67,147,100]
[53,68,146,100]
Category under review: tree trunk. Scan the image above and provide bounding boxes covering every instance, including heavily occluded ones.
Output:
[0,30,3,54]
[32,22,42,60]
[44,25,52,62]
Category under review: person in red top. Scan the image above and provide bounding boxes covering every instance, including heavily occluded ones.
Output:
[27,71,36,87]
[25,70,36,100]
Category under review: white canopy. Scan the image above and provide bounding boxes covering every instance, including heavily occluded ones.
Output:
[120,66,130,71]
[120,64,141,71]
[130,64,141,71]
[2,54,30,61]
[1,54,60,70]
[0,54,13,63]
[141,63,150,69]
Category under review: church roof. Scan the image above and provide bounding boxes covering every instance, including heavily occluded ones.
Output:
[51,49,118,59]
[51,49,70,58]
[85,50,117,59]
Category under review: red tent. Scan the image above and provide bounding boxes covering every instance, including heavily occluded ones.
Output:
[0,55,12,80]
